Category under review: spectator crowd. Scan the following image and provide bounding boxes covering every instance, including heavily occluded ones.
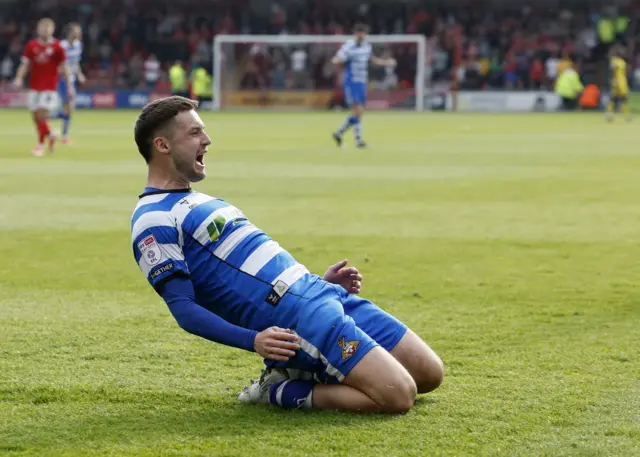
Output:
[0,0,638,93]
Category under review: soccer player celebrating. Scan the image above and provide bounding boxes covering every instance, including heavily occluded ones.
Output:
[606,46,631,122]
[58,22,85,144]
[13,18,74,156]
[331,23,396,148]
[131,96,444,413]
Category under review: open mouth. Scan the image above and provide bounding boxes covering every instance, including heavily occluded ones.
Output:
[196,153,205,167]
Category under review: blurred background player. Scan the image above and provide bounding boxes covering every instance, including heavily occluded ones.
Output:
[13,18,74,156]
[331,23,396,149]
[58,22,85,144]
[606,46,631,122]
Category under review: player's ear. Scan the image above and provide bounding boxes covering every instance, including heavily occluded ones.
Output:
[153,136,171,156]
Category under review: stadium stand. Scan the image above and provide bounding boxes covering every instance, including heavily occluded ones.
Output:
[0,0,637,92]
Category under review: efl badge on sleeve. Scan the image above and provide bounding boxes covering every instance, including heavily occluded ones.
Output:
[138,234,162,266]
[338,336,360,360]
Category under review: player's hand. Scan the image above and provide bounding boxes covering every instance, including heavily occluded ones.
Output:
[13,78,23,89]
[323,259,363,294]
[254,326,300,362]
[77,73,86,85]
[387,58,397,68]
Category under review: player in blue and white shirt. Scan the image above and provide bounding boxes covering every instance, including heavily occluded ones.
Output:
[331,23,396,148]
[131,97,443,413]
[58,23,85,144]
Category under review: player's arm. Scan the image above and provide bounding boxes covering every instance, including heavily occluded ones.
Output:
[133,220,298,359]
[13,55,31,88]
[57,45,75,98]
[77,65,86,84]
[331,42,348,67]
[133,223,257,351]
[158,276,299,360]
[59,62,75,97]
[158,275,257,351]
[371,55,397,67]
[13,59,29,88]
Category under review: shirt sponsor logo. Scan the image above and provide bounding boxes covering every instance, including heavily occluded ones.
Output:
[206,207,246,242]
[206,215,227,242]
[138,234,162,266]
[150,262,174,280]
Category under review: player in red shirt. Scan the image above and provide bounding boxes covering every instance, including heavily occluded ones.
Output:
[13,18,74,156]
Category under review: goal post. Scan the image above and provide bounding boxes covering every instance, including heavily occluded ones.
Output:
[213,34,426,111]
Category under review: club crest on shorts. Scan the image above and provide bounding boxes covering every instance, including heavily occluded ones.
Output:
[338,336,360,360]
[138,234,162,266]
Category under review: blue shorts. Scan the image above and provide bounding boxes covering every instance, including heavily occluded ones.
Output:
[57,80,76,105]
[344,83,367,107]
[269,278,407,383]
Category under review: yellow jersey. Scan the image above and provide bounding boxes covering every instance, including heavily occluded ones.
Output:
[610,56,629,95]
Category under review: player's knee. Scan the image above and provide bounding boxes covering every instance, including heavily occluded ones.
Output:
[367,366,417,414]
[415,355,444,394]
[376,375,417,414]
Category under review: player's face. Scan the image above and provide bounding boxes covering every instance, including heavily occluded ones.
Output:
[37,22,55,40]
[355,31,366,43]
[168,110,211,183]
[70,25,82,41]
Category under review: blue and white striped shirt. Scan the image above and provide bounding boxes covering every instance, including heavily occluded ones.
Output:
[335,38,372,85]
[61,39,82,82]
[131,188,313,331]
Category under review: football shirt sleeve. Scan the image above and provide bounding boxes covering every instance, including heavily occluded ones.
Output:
[21,42,34,62]
[159,275,258,351]
[132,216,189,289]
[335,43,350,63]
[56,43,67,64]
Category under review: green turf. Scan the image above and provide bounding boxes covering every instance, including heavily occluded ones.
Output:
[0,109,639,457]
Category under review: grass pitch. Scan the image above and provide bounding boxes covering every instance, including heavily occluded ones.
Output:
[0,109,639,457]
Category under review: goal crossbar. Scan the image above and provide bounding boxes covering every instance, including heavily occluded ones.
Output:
[213,34,426,111]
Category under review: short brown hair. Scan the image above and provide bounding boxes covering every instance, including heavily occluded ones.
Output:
[64,22,80,37]
[134,96,199,163]
[354,23,369,33]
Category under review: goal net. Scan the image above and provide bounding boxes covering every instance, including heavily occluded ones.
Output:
[213,35,426,111]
